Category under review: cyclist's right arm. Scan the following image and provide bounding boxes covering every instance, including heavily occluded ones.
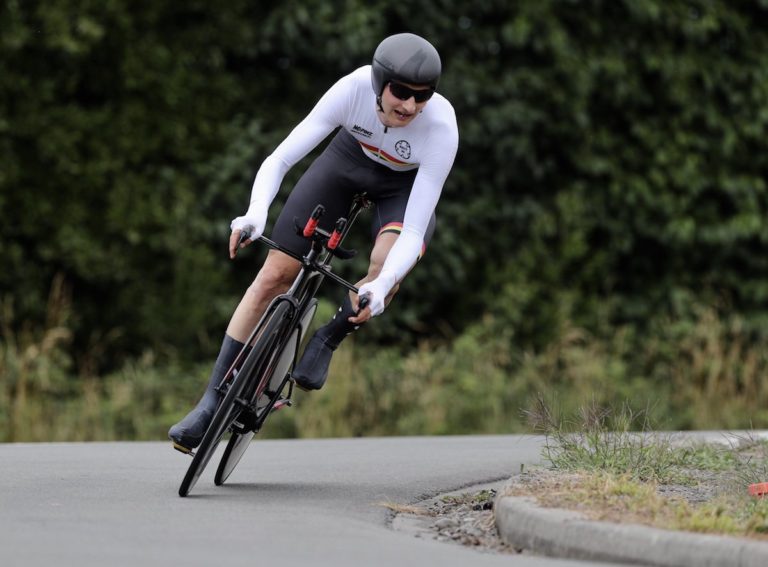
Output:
[229,73,356,257]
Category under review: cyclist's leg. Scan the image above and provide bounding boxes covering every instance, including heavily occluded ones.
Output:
[171,133,356,440]
[355,202,436,298]
[293,232,402,385]
[293,187,436,391]
[169,334,251,452]
[303,230,414,349]
[169,249,301,451]
[226,251,301,343]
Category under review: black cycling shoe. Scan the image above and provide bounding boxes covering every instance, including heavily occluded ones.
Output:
[292,333,335,391]
[168,405,216,453]
[169,335,247,454]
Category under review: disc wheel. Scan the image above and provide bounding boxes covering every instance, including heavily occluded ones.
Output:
[214,430,256,486]
[214,303,307,485]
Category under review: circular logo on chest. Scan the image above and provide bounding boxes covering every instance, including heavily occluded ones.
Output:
[394,140,411,160]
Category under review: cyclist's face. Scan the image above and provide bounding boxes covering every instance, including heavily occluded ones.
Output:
[378,82,431,127]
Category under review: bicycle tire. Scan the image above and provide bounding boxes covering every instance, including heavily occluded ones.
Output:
[214,430,255,485]
[177,370,246,497]
[178,302,291,497]
[214,298,318,486]
[214,330,295,486]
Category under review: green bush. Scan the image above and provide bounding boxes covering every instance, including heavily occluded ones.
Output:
[4,1,768,438]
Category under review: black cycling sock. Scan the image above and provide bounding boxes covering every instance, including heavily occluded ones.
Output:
[315,295,364,350]
[198,334,248,409]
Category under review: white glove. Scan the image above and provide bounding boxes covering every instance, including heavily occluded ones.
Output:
[230,204,268,240]
[357,271,397,317]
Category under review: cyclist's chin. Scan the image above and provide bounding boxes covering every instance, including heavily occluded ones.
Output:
[386,110,415,127]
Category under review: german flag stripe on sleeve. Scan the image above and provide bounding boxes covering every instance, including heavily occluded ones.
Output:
[376,222,427,258]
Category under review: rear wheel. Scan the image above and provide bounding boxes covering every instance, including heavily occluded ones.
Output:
[178,301,292,497]
[211,300,296,485]
[298,298,319,345]
[214,430,255,485]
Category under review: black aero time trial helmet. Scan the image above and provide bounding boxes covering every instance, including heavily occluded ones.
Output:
[371,33,441,97]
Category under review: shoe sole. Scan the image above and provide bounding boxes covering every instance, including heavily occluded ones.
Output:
[292,377,321,392]
[171,439,196,456]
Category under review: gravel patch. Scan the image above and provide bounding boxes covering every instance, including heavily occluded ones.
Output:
[423,487,514,552]
[390,482,519,554]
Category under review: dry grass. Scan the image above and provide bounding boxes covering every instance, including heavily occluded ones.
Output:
[506,468,768,539]
[516,397,768,540]
[663,307,768,429]
[4,288,768,442]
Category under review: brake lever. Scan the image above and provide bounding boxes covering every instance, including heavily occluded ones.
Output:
[357,294,370,315]
[237,230,252,248]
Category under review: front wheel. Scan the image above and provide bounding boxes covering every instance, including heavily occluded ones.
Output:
[177,366,249,497]
[178,301,291,497]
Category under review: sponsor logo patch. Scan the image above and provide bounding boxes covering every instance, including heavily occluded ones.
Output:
[352,124,373,138]
[394,140,411,159]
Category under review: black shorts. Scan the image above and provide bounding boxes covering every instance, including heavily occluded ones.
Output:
[270,130,436,258]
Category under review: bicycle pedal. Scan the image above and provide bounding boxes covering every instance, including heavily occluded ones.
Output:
[172,442,196,457]
[271,398,292,412]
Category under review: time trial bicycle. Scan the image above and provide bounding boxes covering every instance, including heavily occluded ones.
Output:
[176,194,371,497]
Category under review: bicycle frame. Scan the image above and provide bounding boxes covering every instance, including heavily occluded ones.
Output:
[219,194,370,425]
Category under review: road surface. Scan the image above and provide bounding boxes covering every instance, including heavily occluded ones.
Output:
[0,435,627,566]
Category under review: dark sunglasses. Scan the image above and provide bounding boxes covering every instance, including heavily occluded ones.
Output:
[388,81,434,103]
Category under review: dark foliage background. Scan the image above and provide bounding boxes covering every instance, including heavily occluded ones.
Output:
[3,0,768,391]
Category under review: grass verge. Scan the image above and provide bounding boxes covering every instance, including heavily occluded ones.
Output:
[517,397,768,539]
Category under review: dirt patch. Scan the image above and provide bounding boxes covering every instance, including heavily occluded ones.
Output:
[422,488,515,553]
[390,483,519,554]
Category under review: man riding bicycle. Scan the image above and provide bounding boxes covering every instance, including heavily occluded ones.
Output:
[169,32,459,452]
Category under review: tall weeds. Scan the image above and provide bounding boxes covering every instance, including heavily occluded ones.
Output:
[1,275,75,441]
[0,275,206,441]
[663,308,768,429]
[525,395,680,482]
[2,295,768,441]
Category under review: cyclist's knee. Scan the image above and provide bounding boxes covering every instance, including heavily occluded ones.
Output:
[250,269,292,296]
[248,255,299,300]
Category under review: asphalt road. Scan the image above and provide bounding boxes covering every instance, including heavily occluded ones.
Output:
[0,436,627,566]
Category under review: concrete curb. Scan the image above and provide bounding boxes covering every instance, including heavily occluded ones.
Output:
[495,495,768,567]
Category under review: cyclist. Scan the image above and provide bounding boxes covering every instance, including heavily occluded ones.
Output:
[169,32,459,452]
